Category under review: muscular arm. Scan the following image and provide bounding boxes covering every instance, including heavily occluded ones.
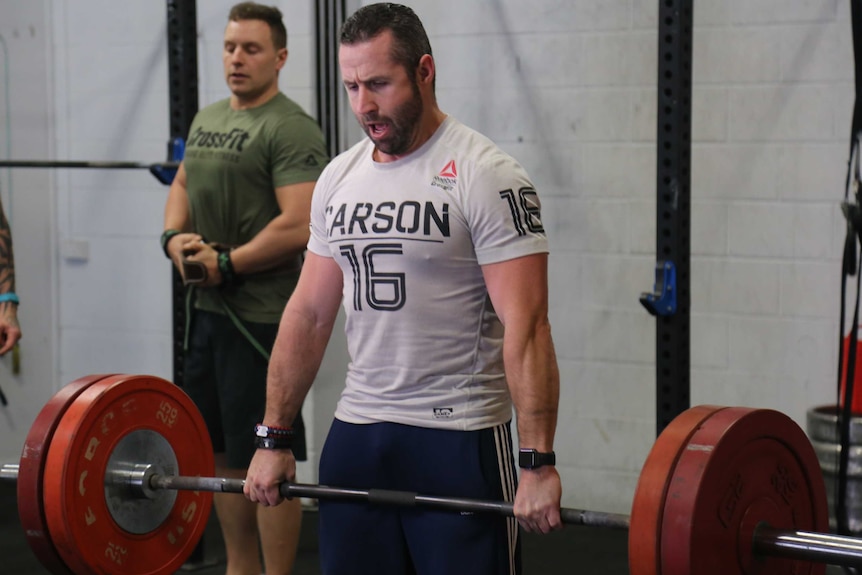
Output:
[262,251,344,426]
[227,180,315,275]
[0,199,20,354]
[483,253,559,450]
[180,179,315,284]
[482,252,562,533]
[0,200,16,294]
[163,162,191,233]
[245,252,343,504]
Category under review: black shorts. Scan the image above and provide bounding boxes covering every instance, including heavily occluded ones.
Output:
[182,309,306,469]
[318,419,520,575]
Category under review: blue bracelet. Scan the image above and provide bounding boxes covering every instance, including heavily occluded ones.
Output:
[0,292,19,304]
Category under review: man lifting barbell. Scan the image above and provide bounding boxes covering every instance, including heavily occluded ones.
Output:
[241,3,562,574]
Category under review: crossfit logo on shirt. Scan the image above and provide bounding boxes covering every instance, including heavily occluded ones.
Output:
[187,127,250,151]
[431,160,457,191]
[433,407,454,419]
[185,127,250,163]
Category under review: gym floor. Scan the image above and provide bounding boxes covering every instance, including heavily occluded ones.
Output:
[0,481,629,574]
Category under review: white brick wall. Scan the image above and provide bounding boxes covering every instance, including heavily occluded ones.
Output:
[424,0,851,514]
[730,0,839,25]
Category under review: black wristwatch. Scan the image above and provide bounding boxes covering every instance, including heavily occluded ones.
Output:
[518,449,556,470]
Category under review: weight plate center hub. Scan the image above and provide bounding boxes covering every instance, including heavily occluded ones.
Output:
[104,429,179,534]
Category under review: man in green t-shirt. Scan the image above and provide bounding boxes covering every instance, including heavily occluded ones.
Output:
[161,3,328,574]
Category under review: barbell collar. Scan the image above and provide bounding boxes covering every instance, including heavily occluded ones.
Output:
[106,462,163,500]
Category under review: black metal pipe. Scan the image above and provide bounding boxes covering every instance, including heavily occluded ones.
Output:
[0,160,179,170]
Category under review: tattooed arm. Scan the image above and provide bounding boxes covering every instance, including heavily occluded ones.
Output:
[0,201,21,355]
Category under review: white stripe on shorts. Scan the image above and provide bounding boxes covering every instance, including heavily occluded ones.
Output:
[493,423,518,575]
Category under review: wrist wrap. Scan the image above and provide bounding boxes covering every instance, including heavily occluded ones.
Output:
[161,229,181,258]
[217,251,239,286]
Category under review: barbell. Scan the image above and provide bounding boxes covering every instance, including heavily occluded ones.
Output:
[0,373,861,575]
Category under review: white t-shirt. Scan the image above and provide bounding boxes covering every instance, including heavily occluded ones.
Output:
[308,116,549,430]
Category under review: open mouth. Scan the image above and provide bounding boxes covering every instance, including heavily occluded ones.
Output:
[367,122,389,138]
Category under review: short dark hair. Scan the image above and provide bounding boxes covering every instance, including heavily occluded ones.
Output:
[340,3,433,84]
[228,2,287,50]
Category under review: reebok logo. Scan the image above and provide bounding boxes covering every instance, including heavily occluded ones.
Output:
[431,160,458,191]
[433,407,454,419]
[439,160,457,178]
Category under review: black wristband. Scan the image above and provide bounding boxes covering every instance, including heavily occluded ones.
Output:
[217,250,239,286]
[160,229,181,259]
[254,435,293,450]
[518,449,556,469]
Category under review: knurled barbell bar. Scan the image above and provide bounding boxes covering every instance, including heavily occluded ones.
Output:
[0,373,860,575]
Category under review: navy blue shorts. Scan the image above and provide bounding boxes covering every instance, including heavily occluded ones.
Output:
[183,309,306,468]
[318,419,520,575]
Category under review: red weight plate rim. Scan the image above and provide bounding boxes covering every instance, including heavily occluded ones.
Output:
[660,407,829,575]
[17,373,116,575]
[628,405,726,575]
[43,374,215,575]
